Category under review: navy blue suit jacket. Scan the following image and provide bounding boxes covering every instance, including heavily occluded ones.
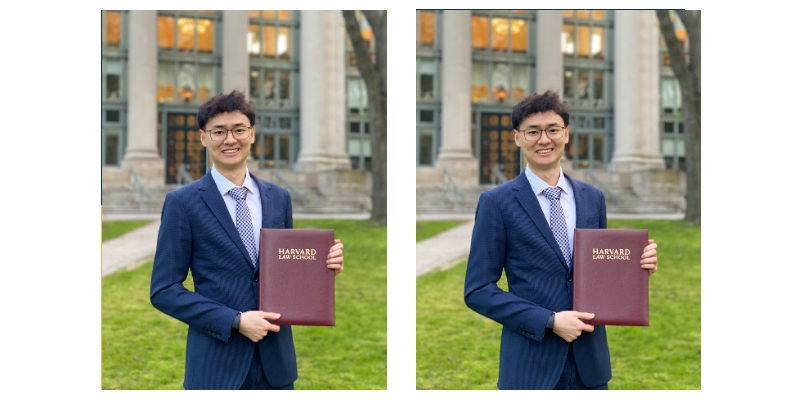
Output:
[150,171,297,390]
[464,172,611,389]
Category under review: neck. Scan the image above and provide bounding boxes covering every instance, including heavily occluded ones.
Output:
[529,165,561,187]
[216,165,248,187]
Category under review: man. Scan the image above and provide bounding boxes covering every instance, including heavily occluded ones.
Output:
[464,91,658,390]
[150,90,344,390]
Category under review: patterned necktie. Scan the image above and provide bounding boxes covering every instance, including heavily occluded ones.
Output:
[543,186,571,266]
[229,187,258,266]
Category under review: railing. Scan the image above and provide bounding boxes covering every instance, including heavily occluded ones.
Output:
[128,167,151,211]
[271,169,307,202]
[443,167,466,211]
[491,164,508,185]
[585,170,620,203]
[177,164,194,185]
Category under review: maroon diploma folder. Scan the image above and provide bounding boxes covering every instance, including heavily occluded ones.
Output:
[258,229,335,326]
[573,228,649,326]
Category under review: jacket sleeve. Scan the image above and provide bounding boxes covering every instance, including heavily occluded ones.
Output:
[464,191,554,342]
[149,192,239,342]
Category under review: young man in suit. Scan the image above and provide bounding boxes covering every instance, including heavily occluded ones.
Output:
[464,90,658,390]
[150,90,344,390]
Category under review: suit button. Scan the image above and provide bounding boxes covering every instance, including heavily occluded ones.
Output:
[254,276,259,282]
[568,271,573,282]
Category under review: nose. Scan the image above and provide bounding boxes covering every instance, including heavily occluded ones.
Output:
[223,130,238,143]
[536,130,552,144]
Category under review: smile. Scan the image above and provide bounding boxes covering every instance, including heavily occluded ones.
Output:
[222,149,239,154]
[536,149,553,154]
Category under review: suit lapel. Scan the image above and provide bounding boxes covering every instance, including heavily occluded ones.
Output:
[198,172,256,269]
[512,173,570,269]
[567,173,590,230]
[254,174,275,274]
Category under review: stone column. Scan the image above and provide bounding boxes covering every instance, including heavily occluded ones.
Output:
[609,10,665,172]
[535,10,571,171]
[437,10,478,185]
[124,10,163,185]
[536,11,564,95]
[294,10,350,172]
[222,10,249,95]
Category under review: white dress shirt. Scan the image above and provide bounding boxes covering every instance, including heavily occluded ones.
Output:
[523,166,576,257]
[210,166,263,254]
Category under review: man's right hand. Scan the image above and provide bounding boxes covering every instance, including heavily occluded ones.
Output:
[552,311,595,342]
[238,311,281,342]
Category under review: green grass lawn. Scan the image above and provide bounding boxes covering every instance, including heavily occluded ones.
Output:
[102,220,153,242]
[416,219,700,390]
[416,220,468,242]
[102,219,386,390]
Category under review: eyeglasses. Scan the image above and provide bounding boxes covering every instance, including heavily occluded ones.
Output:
[204,126,252,141]
[520,126,566,141]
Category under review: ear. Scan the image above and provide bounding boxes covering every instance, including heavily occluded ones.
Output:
[199,129,208,147]
[513,129,521,147]
[563,126,570,144]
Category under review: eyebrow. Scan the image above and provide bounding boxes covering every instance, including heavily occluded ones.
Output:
[522,122,560,129]
[208,122,248,129]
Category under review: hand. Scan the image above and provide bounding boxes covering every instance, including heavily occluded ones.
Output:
[238,311,281,342]
[641,239,658,276]
[553,311,595,343]
[327,239,343,276]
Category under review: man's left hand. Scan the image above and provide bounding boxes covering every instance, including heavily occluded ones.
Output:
[327,239,343,276]
[641,239,658,276]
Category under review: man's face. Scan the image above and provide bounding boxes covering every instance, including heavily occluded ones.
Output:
[513,111,570,174]
[199,111,255,172]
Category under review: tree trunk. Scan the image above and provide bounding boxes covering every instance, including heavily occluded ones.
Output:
[342,10,387,225]
[656,10,701,225]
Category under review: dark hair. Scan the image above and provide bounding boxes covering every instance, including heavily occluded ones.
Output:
[511,90,570,130]
[197,90,256,130]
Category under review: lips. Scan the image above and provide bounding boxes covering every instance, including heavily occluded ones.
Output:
[221,149,239,154]
[536,149,554,154]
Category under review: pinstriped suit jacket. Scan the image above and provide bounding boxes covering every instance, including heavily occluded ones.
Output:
[150,171,297,390]
[464,172,611,389]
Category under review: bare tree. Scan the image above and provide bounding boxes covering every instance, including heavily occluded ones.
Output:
[656,10,701,225]
[342,10,387,225]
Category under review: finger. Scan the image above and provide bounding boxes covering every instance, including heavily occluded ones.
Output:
[582,323,595,332]
[267,323,281,333]
[327,250,343,259]
[327,256,343,264]
[578,312,595,320]
[258,312,281,320]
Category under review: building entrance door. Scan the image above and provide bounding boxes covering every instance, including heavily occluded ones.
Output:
[479,113,519,184]
[166,112,206,184]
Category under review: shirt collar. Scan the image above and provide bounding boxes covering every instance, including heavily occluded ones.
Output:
[210,166,256,196]
[523,165,570,196]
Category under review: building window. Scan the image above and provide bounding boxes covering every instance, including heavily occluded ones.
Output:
[157,11,219,105]
[248,10,294,60]
[250,68,294,108]
[562,10,611,109]
[102,11,127,103]
[470,10,535,105]
[346,77,371,169]
[417,108,439,166]
[417,10,436,48]
[103,11,123,47]
[561,10,613,170]
[157,11,216,53]
[345,12,374,170]
[417,11,441,103]
[157,62,216,104]
[248,11,299,169]
[102,108,125,167]
[251,114,296,169]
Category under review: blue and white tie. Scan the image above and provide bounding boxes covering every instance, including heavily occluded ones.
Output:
[543,186,571,266]
[229,187,258,266]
